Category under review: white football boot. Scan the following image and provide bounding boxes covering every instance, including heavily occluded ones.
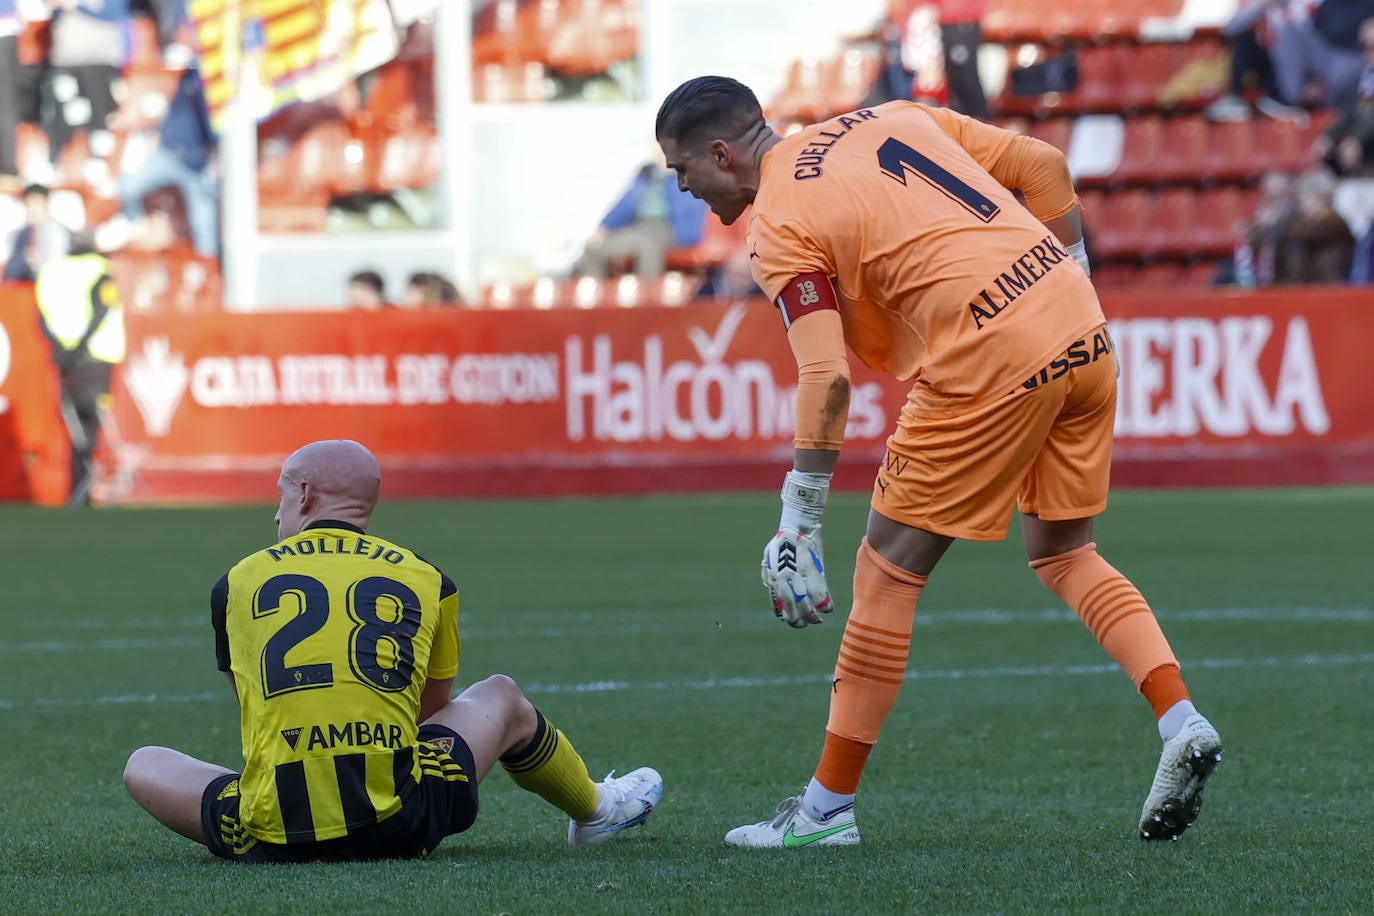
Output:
[568,766,663,846]
[724,795,860,848]
[1139,714,1223,841]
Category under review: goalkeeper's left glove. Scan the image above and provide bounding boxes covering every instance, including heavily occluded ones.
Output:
[761,470,834,628]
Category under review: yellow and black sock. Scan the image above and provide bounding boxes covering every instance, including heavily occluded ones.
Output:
[500,710,599,820]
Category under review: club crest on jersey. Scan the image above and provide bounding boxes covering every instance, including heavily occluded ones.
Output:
[280,727,304,751]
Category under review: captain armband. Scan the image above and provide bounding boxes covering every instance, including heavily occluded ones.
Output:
[774,271,840,329]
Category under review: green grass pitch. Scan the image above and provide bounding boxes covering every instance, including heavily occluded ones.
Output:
[1,488,1372,913]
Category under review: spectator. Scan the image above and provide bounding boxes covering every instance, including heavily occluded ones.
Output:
[1285,168,1355,281]
[115,68,219,257]
[1313,23,1374,177]
[573,160,708,279]
[1205,1,1305,121]
[936,0,988,119]
[45,0,130,159]
[403,270,463,307]
[1245,170,1300,286]
[0,0,20,179]
[1266,0,1372,108]
[34,229,123,506]
[4,183,70,281]
[346,269,389,309]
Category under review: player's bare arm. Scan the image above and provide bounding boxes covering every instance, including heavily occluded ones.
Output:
[418,676,455,723]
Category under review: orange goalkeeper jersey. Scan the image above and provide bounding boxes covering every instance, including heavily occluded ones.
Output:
[748,100,1105,413]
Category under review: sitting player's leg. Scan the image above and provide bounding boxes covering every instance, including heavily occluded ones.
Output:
[1019,333,1221,840]
[424,674,661,846]
[123,746,236,843]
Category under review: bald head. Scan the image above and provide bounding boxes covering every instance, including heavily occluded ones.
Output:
[274,439,381,539]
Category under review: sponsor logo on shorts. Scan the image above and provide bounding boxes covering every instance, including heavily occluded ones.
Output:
[216,778,240,801]
[1021,330,1113,390]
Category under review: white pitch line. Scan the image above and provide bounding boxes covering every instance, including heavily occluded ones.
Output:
[2,652,1371,710]
[7,606,1371,652]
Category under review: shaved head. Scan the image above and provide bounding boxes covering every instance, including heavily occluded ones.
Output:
[275,439,381,539]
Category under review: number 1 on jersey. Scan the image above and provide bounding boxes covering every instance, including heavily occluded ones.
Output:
[876,136,1000,223]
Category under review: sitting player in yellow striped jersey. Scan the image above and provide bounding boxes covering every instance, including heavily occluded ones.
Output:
[123,439,662,862]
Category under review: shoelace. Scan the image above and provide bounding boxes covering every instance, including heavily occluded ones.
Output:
[769,796,804,828]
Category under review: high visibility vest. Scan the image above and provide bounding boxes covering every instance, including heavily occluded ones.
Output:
[35,253,126,364]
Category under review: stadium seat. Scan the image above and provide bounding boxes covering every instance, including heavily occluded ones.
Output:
[983,0,1048,43]
[1028,116,1074,154]
[1249,116,1314,175]
[1182,259,1223,286]
[825,47,882,117]
[1201,118,1253,182]
[1188,186,1244,256]
[1087,0,1142,40]
[1088,262,1139,289]
[474,61,550,103]
[1090,187,1151,259]
[545,0,639,77]
[1137,260,1186,286]
[665,209,748,272]
[1109,114,1164,184]
[1141,187,1196,257]
[1066,44,1128,112]
[1120,43,1176,111]
[1155,115,1208,182]
[769,58,828,123]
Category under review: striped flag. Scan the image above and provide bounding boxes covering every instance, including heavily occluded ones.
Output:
[188,0,399,131]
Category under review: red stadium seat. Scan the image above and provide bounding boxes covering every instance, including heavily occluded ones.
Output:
[1088,262,1140,289]
[1136,260,1186,286]
[1141,187,1196,257]
[1110,115,1164,184]
[1067,44,1128,112]
[1155,115,1209,182]
[825,48,882,117]
[1188,186,1245,256]
[1201,118,1253,181]
[1090,187,1152,259]
[473,61,550,103]
[983,0,1043,43]
[1027,116,1074,154]
[1087,0,1142,40]
[1120,43,1176,111]
[665,209,747,272]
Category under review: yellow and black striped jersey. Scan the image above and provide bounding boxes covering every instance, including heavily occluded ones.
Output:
[211,520,459,844]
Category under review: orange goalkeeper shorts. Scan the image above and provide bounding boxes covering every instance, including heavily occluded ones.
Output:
[870,325,1117,541]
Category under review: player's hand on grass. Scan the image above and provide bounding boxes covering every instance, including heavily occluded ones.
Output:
[761,525,833,628]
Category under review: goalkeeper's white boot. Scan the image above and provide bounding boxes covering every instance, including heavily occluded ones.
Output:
[568,766,663,846]
[724,795,860,848]
[1139,714,1223,841]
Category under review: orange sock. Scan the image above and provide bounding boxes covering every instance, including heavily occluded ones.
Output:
[1031,541,1187,714]
[1140,663,1191,718]
[816,538,927,794]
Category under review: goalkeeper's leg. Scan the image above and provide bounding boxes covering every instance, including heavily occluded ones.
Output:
[804,522,948,820]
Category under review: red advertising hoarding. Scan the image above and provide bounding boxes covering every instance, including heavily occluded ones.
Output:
[1,286,1370,505]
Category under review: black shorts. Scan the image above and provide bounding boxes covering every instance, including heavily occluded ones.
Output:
[201,724,480,863]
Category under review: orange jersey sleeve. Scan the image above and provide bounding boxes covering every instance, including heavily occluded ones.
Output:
[746,100,1104,413]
